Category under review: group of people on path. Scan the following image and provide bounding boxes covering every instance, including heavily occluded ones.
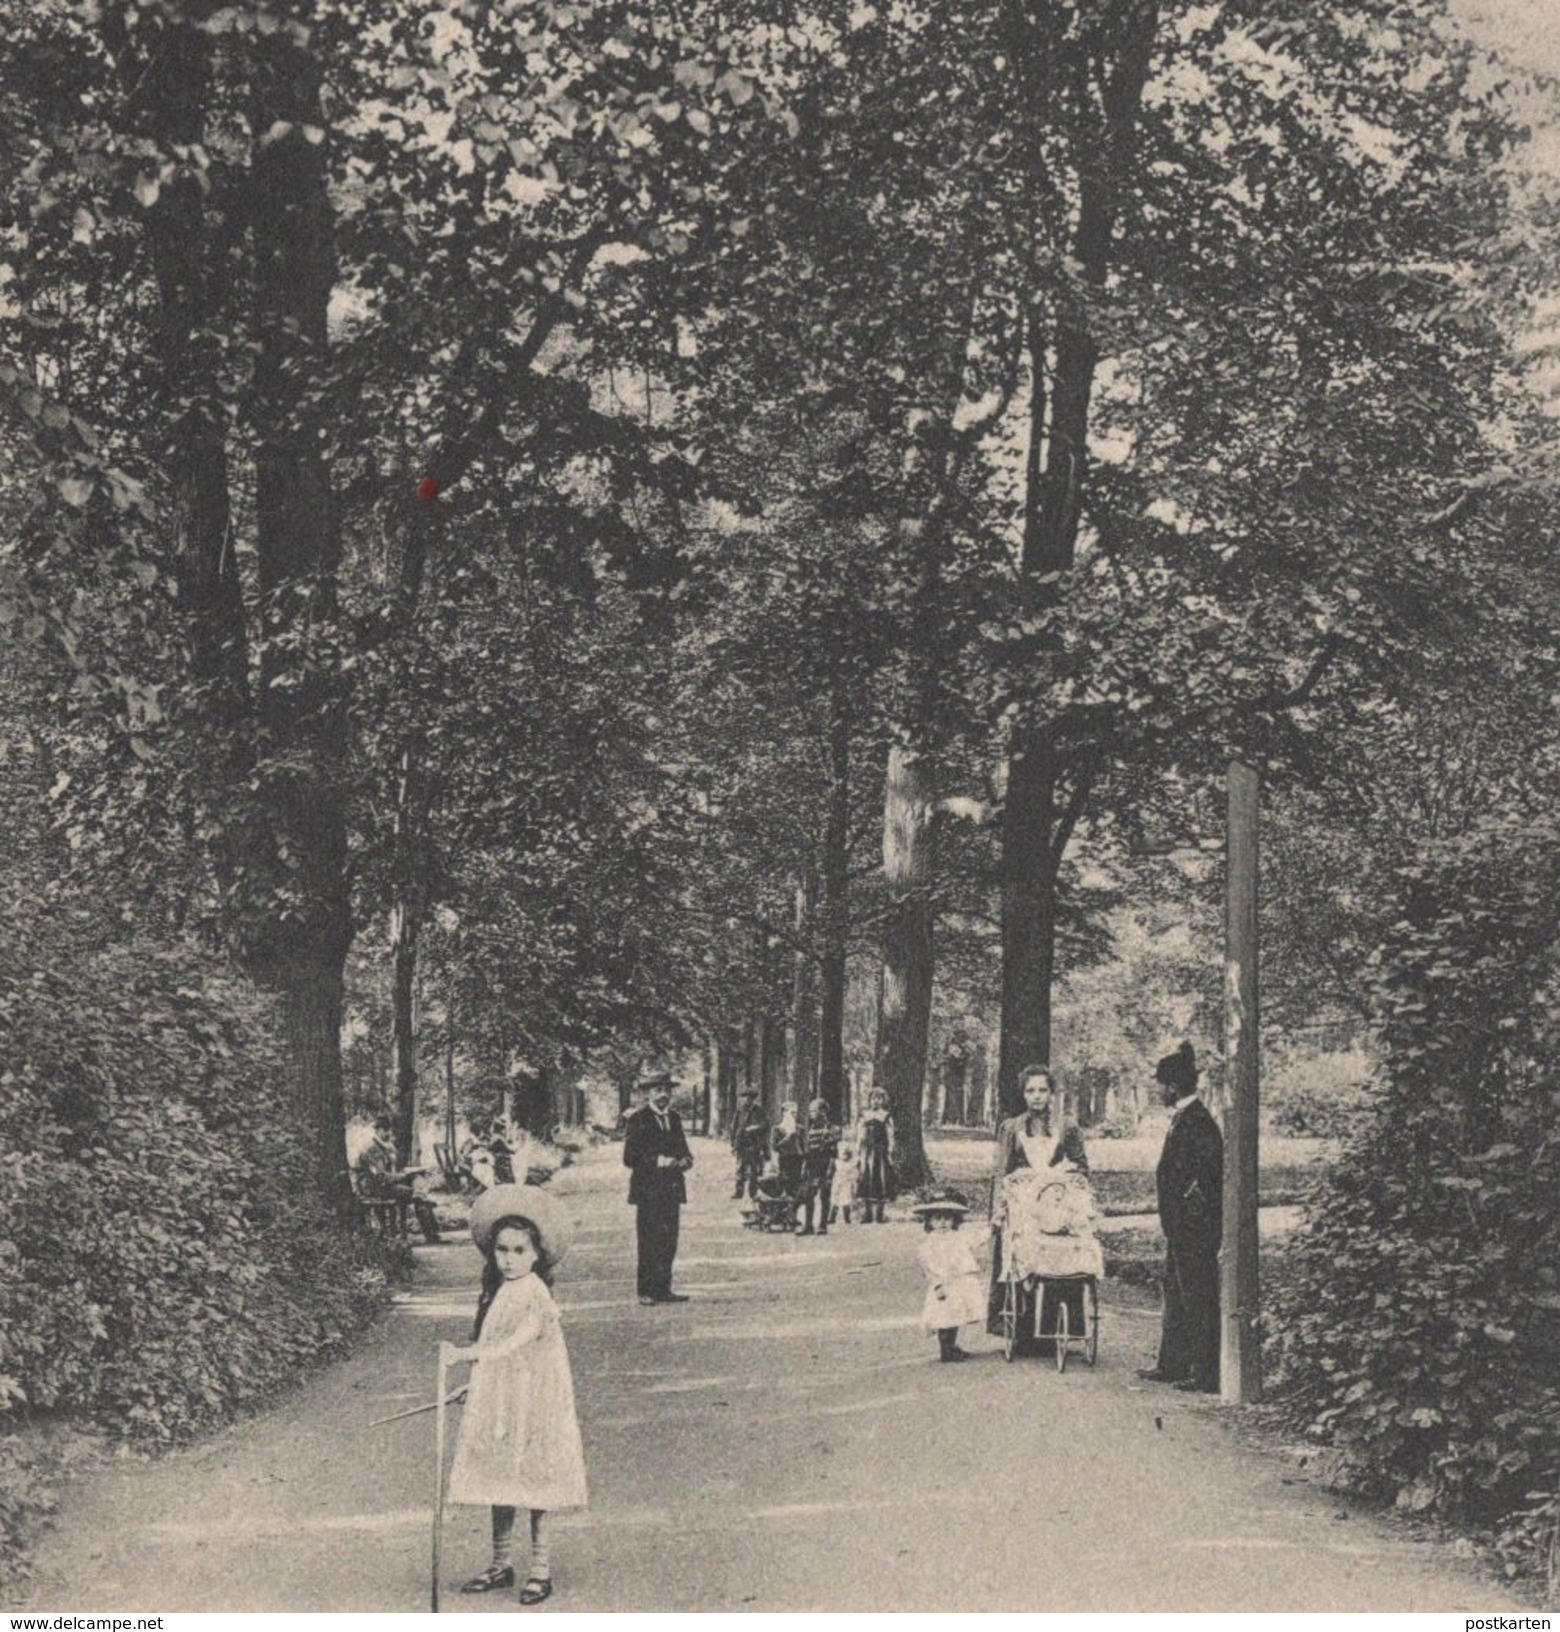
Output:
[904,1060,1099,1366]
[918,1046,1222,1383]
[431,1042,1224,1607]
[728,1083,899,1230]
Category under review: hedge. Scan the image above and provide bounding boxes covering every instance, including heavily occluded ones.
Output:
[1269,818,1560,1582]
[0,909,402,1591]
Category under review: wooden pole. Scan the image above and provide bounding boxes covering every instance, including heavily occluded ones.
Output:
[443,959,458,1177]
[1221,760,1262,1403]
[431,1347,448,1611]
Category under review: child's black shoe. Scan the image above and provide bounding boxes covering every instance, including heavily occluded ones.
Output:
[460,1565,515,1594]
[519,1577,554,1606]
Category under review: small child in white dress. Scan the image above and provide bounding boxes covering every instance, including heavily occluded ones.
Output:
[835,1143,857,1224]
[913,1191,991,1362]
[443,1184,587,1606]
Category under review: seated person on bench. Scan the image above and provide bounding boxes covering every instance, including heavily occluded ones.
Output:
[357,1116,441,1241]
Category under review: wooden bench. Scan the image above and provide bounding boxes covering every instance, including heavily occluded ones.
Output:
[433,1142,477,1195]
[347,1168,407,1236]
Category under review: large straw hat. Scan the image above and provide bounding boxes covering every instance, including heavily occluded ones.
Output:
[909,1187,970,1220]
[469,1183,570,1262]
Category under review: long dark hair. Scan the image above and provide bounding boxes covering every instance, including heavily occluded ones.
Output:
[471,1214,556,1339]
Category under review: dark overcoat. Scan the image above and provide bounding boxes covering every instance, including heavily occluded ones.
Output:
[624,1105,693,1301]
[623,1106,692,1206]
[1155,1097,1223,1246]
[1153,1095,1224,1387]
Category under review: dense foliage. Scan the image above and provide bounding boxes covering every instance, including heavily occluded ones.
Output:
[2,0,1560,1591]
[1270,818,1560,1575]
[0,906,401,1582]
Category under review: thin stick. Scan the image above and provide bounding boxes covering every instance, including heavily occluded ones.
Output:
[431,1349,448,1613]
[368,1390,463,1428]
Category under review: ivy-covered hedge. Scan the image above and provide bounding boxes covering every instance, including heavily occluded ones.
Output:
[0,910,402,1587]
[1269,819,1560,1581]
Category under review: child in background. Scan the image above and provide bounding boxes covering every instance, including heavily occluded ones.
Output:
[913,1190,991,1363]
[443,1184,587,1606]
[834,1142,857,1224]
[853,1086,897,1223]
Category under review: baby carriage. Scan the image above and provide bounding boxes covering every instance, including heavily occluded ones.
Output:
[744,1168,798,1232]
[996,1168,1105,1371]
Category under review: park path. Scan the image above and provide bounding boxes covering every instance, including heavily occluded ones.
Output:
[22,1138,1519,1613]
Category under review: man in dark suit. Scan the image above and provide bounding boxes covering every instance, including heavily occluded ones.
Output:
[729,1086,769,1201]
[1139,1041,1224,1393]
[624,1074,695,1305]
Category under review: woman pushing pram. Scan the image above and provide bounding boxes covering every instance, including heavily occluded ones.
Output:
[987,1065,1104,1365]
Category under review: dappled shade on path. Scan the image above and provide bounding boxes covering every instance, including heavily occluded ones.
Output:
[21,1141,1519,1613]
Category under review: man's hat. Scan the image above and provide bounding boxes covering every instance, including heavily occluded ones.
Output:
[469,1183,570,1262]
[638,1072,675,1092]
[1155,1040,1198,1092]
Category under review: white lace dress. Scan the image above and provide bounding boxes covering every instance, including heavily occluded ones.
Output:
[447,1274,588,1511]
[918,1225,992,1332]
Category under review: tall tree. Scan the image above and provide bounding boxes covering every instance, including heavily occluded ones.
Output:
[985,0,1526,1112]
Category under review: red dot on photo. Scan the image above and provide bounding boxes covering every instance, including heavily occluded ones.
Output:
[415,475,440,502]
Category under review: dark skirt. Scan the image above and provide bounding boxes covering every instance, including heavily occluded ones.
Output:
[856,1120,896,1201]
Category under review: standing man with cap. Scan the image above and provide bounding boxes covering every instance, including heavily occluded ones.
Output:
[728,1085,769,1202]
[623,1074,695,1305]
[1138,1041,1224,1393]
[796,1097,840,1237]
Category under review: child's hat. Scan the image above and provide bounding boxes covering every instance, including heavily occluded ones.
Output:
[910,1187,970,1219]
[469,1183,570,1262]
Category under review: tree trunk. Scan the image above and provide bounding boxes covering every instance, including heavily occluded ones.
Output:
[128,0,350,1198]
[389,894,420,1166]
[272,947,350,1200]
[971,1044,991,1128]
[108,2,254,883]
[721,1025,742,1134]
[789,868,819,1109]
[878,738,936,1189]
[444,966,458,1161]
[995,3,1161,1122]
[245,21,352,1201]
[817,676,851,1121]
[761,1016,787,1112]
[550,1069,575,1130]
[997,722,1058,1117]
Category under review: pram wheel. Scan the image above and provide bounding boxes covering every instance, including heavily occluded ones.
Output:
[1055,1299,1069,1374]
[1086,1278,1099,1367]
[1003,1279,1019,1363]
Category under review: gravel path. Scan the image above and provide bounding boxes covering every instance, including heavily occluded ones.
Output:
[21,1138,1521,1613]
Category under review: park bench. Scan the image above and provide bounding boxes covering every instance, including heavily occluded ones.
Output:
[433,1141,477,1194]
[346,1167,406,1236]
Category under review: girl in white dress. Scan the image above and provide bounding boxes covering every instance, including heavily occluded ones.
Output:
[913,1192,991,1362]
[443,1184,587,1606]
